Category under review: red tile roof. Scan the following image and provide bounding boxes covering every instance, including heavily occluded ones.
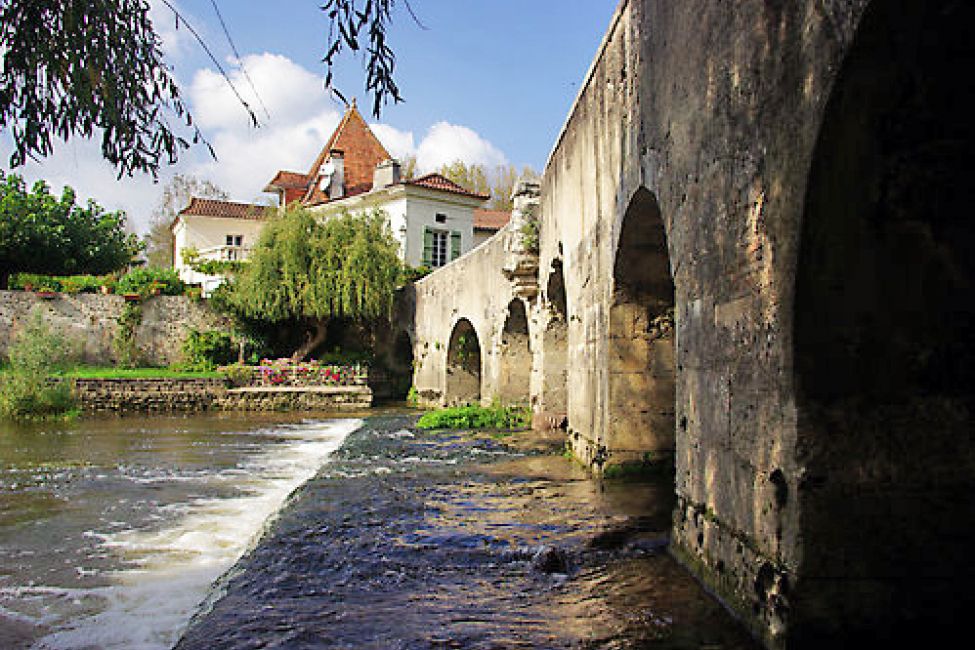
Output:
[303,103,390,204]
[405,173,491,200]
[473,208,511,231]
[178,198,269,220]
[265,170,309,189]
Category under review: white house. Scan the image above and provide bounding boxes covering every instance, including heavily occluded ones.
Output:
[173,103,509,287]
[171,198,269,295]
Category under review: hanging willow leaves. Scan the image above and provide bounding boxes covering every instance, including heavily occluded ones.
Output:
[321,0,425,116]
[0,0,258,177]
[229,207,401,360]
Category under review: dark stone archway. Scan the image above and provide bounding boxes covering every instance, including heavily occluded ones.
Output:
[445,319,482,406]
[607,188,676,463]
[498,299,531,405]
[542,260,568,417]
[793,0,975,643]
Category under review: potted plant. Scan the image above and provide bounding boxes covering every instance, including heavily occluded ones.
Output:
[122,292,141,302]
[149,281,166,296]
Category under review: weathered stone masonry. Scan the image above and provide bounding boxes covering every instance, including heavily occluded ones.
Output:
[411,1,974,647]
[0,291,229,366]
[73,378,371,413]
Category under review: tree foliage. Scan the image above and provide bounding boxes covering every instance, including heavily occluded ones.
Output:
[228,207,401,359]
[0,0,211,177]
[145,174,228,268]
[436,161,539,211]
[0,172,142,288]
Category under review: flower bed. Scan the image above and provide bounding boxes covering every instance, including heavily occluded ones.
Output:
[253,358,367,388]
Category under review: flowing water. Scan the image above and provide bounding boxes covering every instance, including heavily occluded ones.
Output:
[0,414,360,649]
[1,412,758,649]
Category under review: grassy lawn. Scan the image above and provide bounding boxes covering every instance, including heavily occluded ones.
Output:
[59,366,224,380]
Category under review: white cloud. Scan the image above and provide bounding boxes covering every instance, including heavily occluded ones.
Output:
[148,0,196,63]
[415,122,508,173]
[370,120,509,175]
[0,52,511,235]
[184,52,342,201]
[370,124,415,161]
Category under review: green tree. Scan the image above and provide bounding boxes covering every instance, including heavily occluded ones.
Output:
[435,161,539,211]
[437,161,492,197]
[0,172,142,289]
[228,207,401,360]
[145,175,228,268]
[0,0,218,177]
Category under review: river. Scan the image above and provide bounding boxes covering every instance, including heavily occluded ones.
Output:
[0,414,359,649]
[1,412,758,649]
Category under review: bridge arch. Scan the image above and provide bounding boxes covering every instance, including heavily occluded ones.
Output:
[793,0,975,641]
[541,259,568,416]
[608,187,676,463]
[445,318,483,406]
[497,298,531,405]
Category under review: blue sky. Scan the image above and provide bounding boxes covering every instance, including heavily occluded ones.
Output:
[1,0,618,232]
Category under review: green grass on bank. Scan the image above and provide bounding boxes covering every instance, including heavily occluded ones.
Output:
[416,403,531,431]
[58,365,224,380]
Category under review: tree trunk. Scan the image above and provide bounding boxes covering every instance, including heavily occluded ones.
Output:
[292,320,328,361]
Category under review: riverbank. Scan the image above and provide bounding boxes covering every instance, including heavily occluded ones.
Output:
[177,414,758,649]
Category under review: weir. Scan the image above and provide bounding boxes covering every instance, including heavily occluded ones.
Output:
[409,0,975,647]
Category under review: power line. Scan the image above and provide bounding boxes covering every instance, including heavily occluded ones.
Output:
[209,0,271,121]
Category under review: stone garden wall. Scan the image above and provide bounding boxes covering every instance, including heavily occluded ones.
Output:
[0,291,230,366]
[72,377,372,413]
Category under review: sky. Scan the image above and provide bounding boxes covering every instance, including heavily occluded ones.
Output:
[0,0,618,234]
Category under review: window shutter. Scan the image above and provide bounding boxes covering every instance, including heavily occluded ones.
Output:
[450,231,462,260]
[422,228,434,267]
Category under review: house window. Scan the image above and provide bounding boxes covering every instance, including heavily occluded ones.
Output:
[431,230,448,267]
[226,235,243,247]
[423,228,462,268]
[435,213,447,224]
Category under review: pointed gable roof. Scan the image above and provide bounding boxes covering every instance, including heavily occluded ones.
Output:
[302,102,391,205]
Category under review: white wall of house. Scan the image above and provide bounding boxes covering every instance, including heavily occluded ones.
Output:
[312,186,482,269]
[172,215,267,291]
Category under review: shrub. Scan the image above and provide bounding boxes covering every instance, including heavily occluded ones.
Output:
[9,273,59,291]
[221,362,254,387]
[58,275,102,294]
[181,329,236,370]
[9,273,114,293]
[416,403,531,430]
[116,267,183,297]
[113,302,143,368]
[0,309,77,419]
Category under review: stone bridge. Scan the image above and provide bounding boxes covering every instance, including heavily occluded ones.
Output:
[409,1,974,647]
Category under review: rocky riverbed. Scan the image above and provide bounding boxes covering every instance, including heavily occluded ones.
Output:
[177,414,759,649]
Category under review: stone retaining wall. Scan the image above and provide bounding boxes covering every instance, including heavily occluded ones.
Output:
[73,378,372,413]
[214,386,371,411]
[0,291,230,366]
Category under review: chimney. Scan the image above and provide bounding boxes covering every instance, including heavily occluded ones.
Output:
[320,149,344,200]
[373,158,402,190]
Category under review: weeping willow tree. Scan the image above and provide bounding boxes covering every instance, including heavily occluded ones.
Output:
[230,207,401,360]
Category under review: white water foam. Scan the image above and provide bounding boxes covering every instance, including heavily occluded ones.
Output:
[31,418,361,650]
